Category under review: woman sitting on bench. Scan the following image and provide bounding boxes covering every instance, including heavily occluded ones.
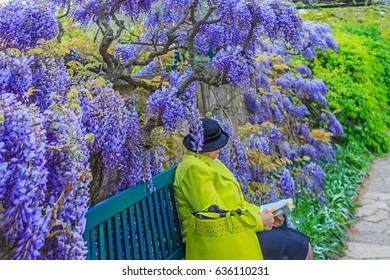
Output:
[173,118,314,260]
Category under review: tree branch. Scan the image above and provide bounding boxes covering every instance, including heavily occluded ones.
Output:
[56,0,71,19]
[242,21,257,53]
[118,74,158,92]
[187,2,216,67]
[98,0,117,76]
[133,9,189,66]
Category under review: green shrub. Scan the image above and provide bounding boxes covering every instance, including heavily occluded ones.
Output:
[301,8,390,155]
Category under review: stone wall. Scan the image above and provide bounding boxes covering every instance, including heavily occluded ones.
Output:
[196,83,250,133]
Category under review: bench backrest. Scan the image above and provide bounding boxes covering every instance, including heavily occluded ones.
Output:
[83,166,184,260]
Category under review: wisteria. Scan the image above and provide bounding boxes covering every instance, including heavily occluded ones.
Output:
[301,21,338,61]
[115,44,138,62]
[30,55,70,111]
[0,1,58,51]
[0,93,49,260]
[0,52,34,95]
[116,107,144,193]
[279,168,296,198]
[0,80,91,260]
[254,0,304,49]
[71,0,153,25]
[328,113,344,137]
[277,74,329,108]
[298,162,326,195]
[40,105,91,260]
[210,47,255,88]
[145,70,202,153]
[82,83,128,186]
[0,0,346,259]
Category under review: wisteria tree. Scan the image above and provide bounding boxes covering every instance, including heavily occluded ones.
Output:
[0,0,343,259]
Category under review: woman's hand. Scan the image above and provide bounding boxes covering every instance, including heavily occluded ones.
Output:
[273,215,284,228]
[260,209,274,230]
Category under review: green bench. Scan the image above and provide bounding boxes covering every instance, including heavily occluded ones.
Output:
[83,166,184,260]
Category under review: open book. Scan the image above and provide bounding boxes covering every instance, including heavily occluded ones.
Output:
[259,198,295,216]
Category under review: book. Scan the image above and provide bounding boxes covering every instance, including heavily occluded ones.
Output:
[259,198,295,216]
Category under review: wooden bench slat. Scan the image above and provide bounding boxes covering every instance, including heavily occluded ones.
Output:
[169,183,183,250]
[121,210,131,259]
[147,195,162,260]
[98,224,106,260]
[141,199,153,259]
[106,219,115,259]
[127,207,138,260]
[84,230,91,260]
[158,188,173,255]
[164,185,179,250]
[135,202,147,259]
[89,228,97,260]
[167,247,185,260]
[152,191,168,259]
[113,214,123,260]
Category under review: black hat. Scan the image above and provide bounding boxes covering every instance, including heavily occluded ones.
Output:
[183,118,229,152]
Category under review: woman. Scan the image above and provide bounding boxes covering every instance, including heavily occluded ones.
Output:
[173,118,314,260]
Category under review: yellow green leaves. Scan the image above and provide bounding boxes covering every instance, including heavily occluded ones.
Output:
[310,129,332,143]
[85,133,95,143]
[305,9,390,154]
[24,87,40,98]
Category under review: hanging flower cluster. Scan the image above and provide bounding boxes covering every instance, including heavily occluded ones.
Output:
[0,0,346,260]
[0,1,58,51]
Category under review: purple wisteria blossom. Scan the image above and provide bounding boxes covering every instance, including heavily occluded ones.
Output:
[0,53,33,99]
[0,93,49,260]
[0,1,58,51]
[116,108,144,193]
[71,0,153,25]
[328,114,344,137]
[254,0,304,50]
[277,74,329,108]
[249,135,270,155]
[29,55,70,111]
[41,105,91,260]
[214,116,235,171]
[295,64,313,78]
[279,168,296,198]
[134,60,161,76]
[82,83,129,186]
[301,22,338,61]
[299,162,326,195]
[115,44,138,62]
[231,140,251,191]
[210,46,255,88]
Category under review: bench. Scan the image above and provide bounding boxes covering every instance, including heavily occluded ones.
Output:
[83,166,184,260]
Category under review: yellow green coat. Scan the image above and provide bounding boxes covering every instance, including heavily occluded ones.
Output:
[173,150,264,243]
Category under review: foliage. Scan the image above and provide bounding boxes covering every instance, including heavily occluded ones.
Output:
[288,6,390,260]
[300,7,390,155]
[290,139,372,259]
[0,0,355,260]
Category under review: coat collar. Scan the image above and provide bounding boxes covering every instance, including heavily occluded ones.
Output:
[184,151,239,185]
